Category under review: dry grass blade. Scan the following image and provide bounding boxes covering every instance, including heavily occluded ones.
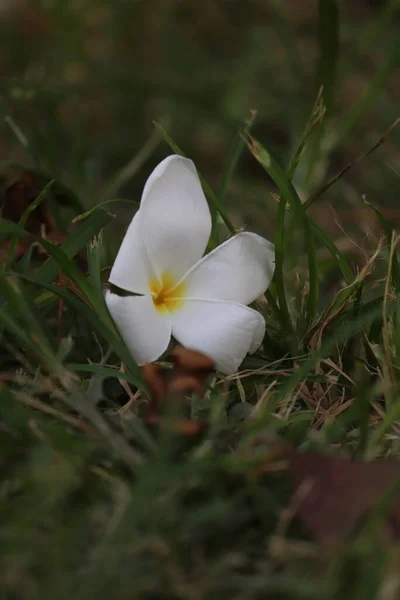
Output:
[13,389,95,434]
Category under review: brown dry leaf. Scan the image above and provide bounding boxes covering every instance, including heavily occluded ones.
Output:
[168,375,205,396]
[145,415,209,436]
[142,347,215,436]
[289,451,400,545]
[0,172,86,267]
[142,363,168,419]
[171,346,215,373]
[1,173,55,234]
[6,1,53,40]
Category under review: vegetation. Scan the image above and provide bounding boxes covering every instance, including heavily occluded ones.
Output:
[1,1,400,598]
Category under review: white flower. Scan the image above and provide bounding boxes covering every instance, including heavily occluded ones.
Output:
[105,155,275,374]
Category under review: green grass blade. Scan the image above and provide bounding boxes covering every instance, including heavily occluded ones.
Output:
[274,300,386,410]
[316,0,339,112]
[287,88,326,181]
[4,116,37,164]
[0,219,28,238]
[1,216,112,321]
[309,222,354,283]
[301,0,339,187]
[34,209,113,285]
[274,194,293,335]
[0,161,84,211]
[217,110,257,203]
[6,180,55,267]
[15,274,146,390]
[68,363,142,387]
[364,199,399,293]
[36,238,99,307]
[244,135,319,325]
[87,231,104,301]
[72,198,138,224]
[0,273,57,368]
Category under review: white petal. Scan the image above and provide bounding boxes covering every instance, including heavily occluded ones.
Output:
[108,210,154,294]
[180,232,275,305]
[105,291,171,365]
[170,299,265,374]
[249,314,265,353]
[139,155,212,280]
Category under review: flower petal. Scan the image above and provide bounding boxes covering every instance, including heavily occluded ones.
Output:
[179,232,275,305]
[139,155,212,280]
[105,291,171,364]
[249,313,266,353]
[170,299,265,374]
[108,210,154,294]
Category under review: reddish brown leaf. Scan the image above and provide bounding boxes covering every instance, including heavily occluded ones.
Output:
[169,347,215,399]
[1,173,87,269]
[142,348,213,436]
[146,415,209,436]
[171,347,215,373]
[0,239,30,261]
[289,451,400,545]
[6,1,53,40]
[168,374,205,396]
[1,173,54,234]
[142,363,168,418]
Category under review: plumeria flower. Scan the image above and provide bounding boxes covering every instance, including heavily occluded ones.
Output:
[105,155,275,374]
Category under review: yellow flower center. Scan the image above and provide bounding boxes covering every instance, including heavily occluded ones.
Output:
[149,273,186,313]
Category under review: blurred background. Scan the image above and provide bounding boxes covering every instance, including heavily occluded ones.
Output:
[0,0,399,246]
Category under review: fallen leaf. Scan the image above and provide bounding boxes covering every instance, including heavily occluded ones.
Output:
[142,363,168,419]
[289,451,400,545]
[0,172,86,267]
[142,347,215,436]
[1,172,54,234]
[145,415,209,436]
[171,346,215,373]
[168,374,205,396]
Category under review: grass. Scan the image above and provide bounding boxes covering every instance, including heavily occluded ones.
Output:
[1,1,400,598]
